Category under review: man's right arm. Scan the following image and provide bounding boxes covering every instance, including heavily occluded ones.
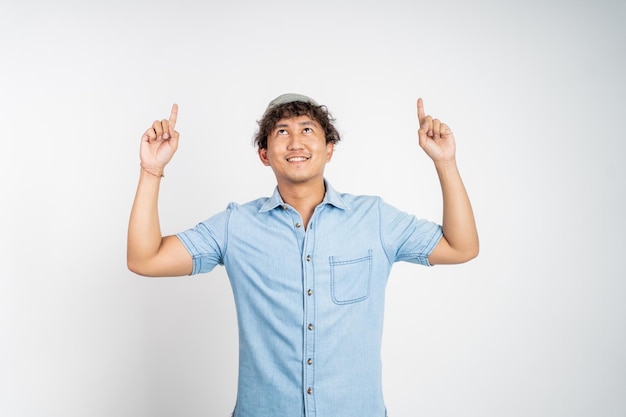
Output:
[126,104,193,277]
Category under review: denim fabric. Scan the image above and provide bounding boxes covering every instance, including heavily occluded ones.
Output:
[177,182,442,417]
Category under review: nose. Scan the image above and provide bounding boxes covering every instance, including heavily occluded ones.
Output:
[287,133,304,150]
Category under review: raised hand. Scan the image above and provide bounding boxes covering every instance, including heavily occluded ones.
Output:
[417,98,456,163]
[140,104,180,176]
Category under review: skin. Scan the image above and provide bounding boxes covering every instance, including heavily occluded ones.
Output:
[258,115,334,229]
[127,104,192,277]
[415,98,479,264]
[126,99,478,277]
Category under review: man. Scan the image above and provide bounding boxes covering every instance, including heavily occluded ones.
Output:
[127,93,478,417]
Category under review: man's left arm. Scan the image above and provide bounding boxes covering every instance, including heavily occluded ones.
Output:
[416,98,479,265]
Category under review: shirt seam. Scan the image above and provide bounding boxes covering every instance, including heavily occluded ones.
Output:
[377,197,395,267]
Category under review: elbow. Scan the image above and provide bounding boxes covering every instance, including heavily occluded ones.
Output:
[429,241,479,265]
[127,245,161,277]
[451,241,480,264]
[127,256,151,277]
[127,245,142,276]
[127,258,142,276]
[460,238,480,263]
[465,246,480,263]
[449,248,478,265]
[462,241,480,263]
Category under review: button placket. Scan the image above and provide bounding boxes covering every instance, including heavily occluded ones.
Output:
[302,222,316,416]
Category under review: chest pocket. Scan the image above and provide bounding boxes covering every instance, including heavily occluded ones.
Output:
[330,250,372,304]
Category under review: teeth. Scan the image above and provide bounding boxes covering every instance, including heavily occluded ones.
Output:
[288,157,308,162]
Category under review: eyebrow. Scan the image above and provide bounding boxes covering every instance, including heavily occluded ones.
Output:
[274,121,317,129]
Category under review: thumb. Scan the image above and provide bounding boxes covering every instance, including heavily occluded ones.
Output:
[167,130,180,152]
[417,125,430,147]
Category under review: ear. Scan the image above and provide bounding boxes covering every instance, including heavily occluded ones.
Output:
[258,148,271,166]
[325,142,334,162]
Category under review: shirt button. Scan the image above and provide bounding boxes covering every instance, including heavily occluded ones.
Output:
[306,255,311,262]
[307,358,313,365]
[282,205,287,210]
[295,222,301,228]
[308,323,314,331]
[307,387,313,395]
[307,289,313,296]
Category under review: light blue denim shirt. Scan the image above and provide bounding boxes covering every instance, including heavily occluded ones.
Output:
[177,182,442,417]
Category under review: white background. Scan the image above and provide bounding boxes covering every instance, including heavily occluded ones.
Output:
[1,0,625,416]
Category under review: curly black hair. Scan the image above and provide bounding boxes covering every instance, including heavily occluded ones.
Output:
[253,101,341,150]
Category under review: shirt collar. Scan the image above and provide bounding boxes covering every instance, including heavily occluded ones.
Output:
[259,180,349,212]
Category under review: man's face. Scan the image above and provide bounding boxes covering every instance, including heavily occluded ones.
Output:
[258,115,334,187]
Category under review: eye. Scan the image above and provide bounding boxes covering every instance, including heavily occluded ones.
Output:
[303,127,313,134]
[277,129,288,135]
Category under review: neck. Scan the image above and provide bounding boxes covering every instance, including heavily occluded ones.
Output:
[277,180,326,229]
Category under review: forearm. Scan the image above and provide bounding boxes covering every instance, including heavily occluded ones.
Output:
[127,169,165,271]
[434,159,479,261]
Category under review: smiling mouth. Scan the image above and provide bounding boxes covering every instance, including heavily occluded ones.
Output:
[286,156,310,162]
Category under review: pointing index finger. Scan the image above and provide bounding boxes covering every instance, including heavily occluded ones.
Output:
[169,103,179,131]
[417,98,425,124]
